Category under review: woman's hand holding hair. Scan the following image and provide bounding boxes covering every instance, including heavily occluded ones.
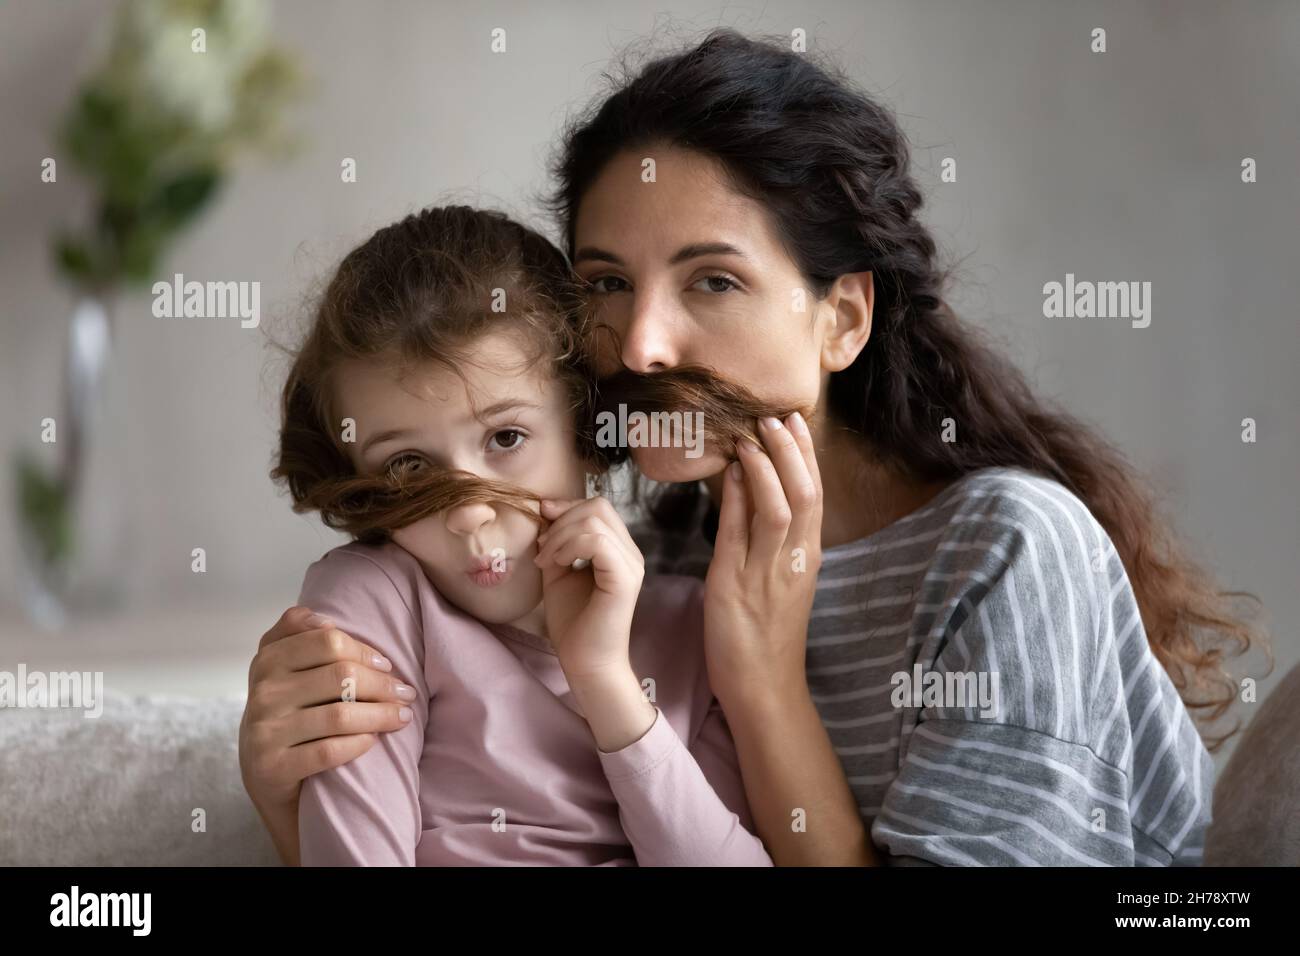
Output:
[703,411,878,865]
[704,412,823,710]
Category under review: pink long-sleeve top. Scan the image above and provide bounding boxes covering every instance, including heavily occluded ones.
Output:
[295,540,772,866]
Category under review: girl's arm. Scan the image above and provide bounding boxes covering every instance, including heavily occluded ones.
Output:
[536,498,772,866]
[292,547,429,866]
[569,666,772,867]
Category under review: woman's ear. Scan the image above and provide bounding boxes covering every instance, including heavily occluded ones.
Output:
[819,271,874,372]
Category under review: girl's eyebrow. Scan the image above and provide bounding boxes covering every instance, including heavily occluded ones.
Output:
[360,428,418,454]
[468,399,541,423]
[358,401,539,455]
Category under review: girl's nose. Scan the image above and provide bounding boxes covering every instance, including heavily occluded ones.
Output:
[443,501,496,538]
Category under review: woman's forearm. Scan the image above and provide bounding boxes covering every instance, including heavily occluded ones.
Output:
[254,795,301,867]
[722,685,880,866]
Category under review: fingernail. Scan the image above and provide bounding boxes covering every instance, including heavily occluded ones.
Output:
[761,416,782,431]
[398,706,413,723]
[373,654,393,672]
[729,461,743,482]
[305,613,333,628]
[740,438,760,454]
[395,683,416,701]
[787,411,808,435]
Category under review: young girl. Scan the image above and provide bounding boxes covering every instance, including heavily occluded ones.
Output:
[272,204,774,866]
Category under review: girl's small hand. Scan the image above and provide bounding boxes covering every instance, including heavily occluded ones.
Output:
[704,412,823,711]
[534,496,645,681]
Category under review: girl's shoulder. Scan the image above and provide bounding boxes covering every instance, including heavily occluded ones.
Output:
[296,539,435,686]
[303,539,429,606]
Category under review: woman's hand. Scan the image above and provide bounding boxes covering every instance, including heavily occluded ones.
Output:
[704,411,823,711]
[238,605,416,865]
[534,496,645,680]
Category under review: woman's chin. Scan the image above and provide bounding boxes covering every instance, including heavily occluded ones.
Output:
[630,445,729,484]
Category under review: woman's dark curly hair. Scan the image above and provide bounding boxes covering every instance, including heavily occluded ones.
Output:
[546,28,1267,748]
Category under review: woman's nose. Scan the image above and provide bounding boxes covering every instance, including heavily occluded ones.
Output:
[443,500,496,538]
[620,290,679,373]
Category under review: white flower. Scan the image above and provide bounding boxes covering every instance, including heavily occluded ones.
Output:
[116,0,273,134]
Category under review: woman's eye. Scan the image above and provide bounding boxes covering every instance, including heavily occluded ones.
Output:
[692,274,739,294]
[489,429,527,453]
[589,275,629,294]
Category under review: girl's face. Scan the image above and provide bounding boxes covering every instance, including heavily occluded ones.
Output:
[572,144,872,483]
[332,329,588,630]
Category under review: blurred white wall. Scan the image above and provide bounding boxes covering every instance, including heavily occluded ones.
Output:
[1,1,1295,759]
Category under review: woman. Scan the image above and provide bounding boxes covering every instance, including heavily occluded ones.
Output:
[240,30,1260,866]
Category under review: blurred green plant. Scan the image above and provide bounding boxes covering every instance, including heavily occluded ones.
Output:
[19,0,302,619]
[53,0,301,290]
[15,453,73,570]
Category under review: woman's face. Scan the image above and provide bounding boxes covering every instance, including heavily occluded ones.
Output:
[572,144,869,482]
[332,329,587,628]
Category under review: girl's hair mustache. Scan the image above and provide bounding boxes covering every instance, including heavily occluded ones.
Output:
[291,463,543,542]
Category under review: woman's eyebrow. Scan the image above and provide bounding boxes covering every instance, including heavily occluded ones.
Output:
[573,241,749,267]
[573,246,623,266]
[667,241,749,265]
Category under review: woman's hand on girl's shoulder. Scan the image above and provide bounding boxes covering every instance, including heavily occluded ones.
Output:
[238,605,417,864]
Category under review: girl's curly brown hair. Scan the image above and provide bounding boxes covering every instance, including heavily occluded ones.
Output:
[270,205,598,541]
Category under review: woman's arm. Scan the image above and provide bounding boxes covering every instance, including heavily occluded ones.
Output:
[704,413,879,866]
[291,546,429,866]
[238,598,419,864]
[717,681,876,866]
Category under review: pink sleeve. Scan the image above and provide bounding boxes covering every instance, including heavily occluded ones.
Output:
[294,547,429,867]
[597,702,773,867]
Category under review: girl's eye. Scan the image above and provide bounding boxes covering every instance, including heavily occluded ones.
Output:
[489,429,527,454]
[385,453,429,479]
[588,275,629,294]
[692,274,739,294]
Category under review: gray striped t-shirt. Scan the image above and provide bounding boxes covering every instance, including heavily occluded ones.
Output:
[629,466,1213,866]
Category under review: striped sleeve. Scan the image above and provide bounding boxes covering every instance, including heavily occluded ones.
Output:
[873,719,1138,865]
[870,471,1211,866]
